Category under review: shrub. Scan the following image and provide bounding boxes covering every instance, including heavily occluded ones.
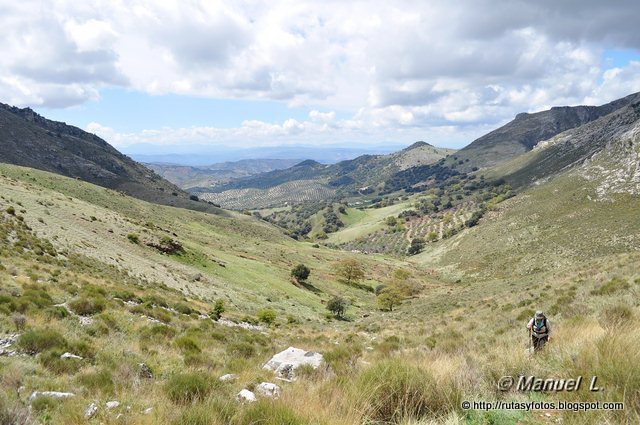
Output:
[165,373,212,404]
[210,299,225,321]
[5,206,15,216]
[239,400,307,425]
[68,296,105,316]
[18,328,67,354]
[352,359,458,423]
[127,233,140,244]
[226,341,256,358]
[600,303,634,329]
[175,336,201,353]
[46,306,70,319]
[591,277,630,296]
[39,350,82,375]
[407,237,425,255]
[76,368,115,395]
[11,313,26,331]
[324,343,362,374]
[140,325,177,343]
[257,309,277,326]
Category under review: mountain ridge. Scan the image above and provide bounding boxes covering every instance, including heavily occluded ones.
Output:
[0,102,222,215]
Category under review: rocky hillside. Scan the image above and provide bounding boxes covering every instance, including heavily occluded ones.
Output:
[0,103,221,214]
[448,91,640,171]
[197,142,455,209]
[495,98,640,190]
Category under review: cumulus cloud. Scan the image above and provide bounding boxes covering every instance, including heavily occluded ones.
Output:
[2,0,640,146]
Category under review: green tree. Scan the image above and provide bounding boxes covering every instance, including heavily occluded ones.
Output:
[407,237,425,255]
[336,259,365,286]
[326,296,349,318]
[210,299,225,321]
[385,216,397,226]
[291,264,311,283]
[377,287,404,312]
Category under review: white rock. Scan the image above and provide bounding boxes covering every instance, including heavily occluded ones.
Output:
[236,389,257,403]
[84,402,98,419]
[256,382,281,399]
[29,391,75,402]
[263,347,324,380]
[60,352,83,360]
[143,407,153,415]
[105,401,120,410]
[219,374,237,382]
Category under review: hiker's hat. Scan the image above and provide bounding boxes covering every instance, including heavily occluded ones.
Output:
[535,310,544,318]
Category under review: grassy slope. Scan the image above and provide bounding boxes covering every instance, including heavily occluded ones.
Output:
[0,162,638,424]
[0,164,400,319]
[326,202,413,245]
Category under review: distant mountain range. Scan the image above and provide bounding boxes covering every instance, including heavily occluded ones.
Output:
[127,144,403,166]
[146,158,304,190]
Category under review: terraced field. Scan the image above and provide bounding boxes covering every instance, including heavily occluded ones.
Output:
[200,180,336,209]
[338,203,475,256]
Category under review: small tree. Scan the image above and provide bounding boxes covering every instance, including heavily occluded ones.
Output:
[377,287,404,312]
[291,264,311,283]
[210,299,225,321]
[336,259,365,286]
[327,296,349,318]
[407,237,425,255]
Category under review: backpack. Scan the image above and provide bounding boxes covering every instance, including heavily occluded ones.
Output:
[532,316,547,334]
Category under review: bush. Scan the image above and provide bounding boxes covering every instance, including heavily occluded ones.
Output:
[257,309,277,326]
[290,264,311,282]
[127,233,140,244]
[18,328,67,354]
[175,336,201,353]
[591,277,630,296]
[165,373,212,404]
[239,400,307,425]
[210,299,225,321]
[39,350,82,375]
[600,303,634,329]
[5,206,15,216]
[76,368,115,395]
[68,296,105,316]
[352,359,459,423]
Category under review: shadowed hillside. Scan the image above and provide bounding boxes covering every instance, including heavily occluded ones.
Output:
[0,103,222,215]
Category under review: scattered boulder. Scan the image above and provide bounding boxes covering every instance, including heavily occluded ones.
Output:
[84,402,98,419]
[218,318,265,332]
[236,389,257,403]
[29,391,75,402]
[263,347,324,380]
[0,334,19,356]
[60,352,83,360]
[256,382,281,399]
[105,401,120,410]
[219,373,237,382]
[138,363,154,379]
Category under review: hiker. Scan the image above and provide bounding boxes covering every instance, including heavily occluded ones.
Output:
[527,311,551,352]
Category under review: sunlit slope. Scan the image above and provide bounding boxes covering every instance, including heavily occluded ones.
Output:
[0,164,399,319]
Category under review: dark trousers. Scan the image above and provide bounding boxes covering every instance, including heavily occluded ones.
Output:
[532,335,548,352]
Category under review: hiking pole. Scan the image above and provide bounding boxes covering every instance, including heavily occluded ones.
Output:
[529,329,533,354]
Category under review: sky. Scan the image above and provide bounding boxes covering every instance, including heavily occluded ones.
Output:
[1,0,640,152]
